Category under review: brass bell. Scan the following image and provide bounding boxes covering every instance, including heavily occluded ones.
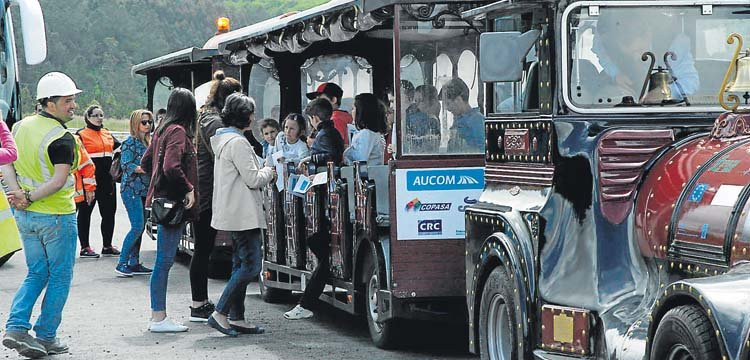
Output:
[725,50,750,92]
[641,67,677,105]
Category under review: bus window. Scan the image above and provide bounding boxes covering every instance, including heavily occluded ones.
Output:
[398,5,484,156]
[249,58,281,137]
[301,54,373,114]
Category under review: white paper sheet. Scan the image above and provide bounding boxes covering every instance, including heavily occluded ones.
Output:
[312,171,328,186]
[293,175,311,194]
[275,162,285,192]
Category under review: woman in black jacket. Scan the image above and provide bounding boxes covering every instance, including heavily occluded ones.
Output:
[191,71,263,322]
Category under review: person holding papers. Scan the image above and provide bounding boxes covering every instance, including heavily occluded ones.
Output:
[208,93,275,336]
[285,98,344,320]
[266,113,309,165]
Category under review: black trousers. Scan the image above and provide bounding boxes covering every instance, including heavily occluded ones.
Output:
[190,208,216,302]
[76,186,117,249]
[300,229,330,309]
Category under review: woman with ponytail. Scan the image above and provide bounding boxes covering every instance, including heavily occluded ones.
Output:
[76,105,121,258]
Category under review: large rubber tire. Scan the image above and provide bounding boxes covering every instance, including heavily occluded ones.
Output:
[258,269,291,303]
[479,266,522,360]
[650,305,720,360]
[363,251,400,349]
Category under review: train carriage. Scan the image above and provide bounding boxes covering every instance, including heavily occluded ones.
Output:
[462,0,750,359]
[214,0,492,348]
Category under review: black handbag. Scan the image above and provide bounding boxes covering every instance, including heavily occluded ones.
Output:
[151,197,185,226]
[150,137,185,226]
[109,148,123,183]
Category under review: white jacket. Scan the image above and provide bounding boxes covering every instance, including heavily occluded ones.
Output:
[210,128,274,231]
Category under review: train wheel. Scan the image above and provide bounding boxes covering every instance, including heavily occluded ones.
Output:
[258,270,290,303]
[650,305,720,360]
[364,251,399,349]
[479,266,521,360]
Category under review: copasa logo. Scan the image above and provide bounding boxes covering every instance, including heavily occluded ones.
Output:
[406,168,484,191]
[405,198,451,212]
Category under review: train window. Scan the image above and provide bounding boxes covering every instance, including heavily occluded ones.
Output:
[300,54,373,114]
[565,4,750,111]
[249,59,281,136]
[152,76,173,114]
[491,15,538,113]
[398,4,485,156]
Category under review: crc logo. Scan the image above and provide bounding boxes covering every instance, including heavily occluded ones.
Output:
[405,198,451,212]
[406,168,484,191]
[458,197,478,212]
[418,220,442,235]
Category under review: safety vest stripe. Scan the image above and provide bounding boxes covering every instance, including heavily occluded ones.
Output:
[78,158,93,169]
[0,208,13,222]
[18,173,76,189]
[82,178,96,185]
[88,152,113,158]
[38,127,67,182]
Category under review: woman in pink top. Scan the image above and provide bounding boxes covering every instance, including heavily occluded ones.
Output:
[0,117,17,165]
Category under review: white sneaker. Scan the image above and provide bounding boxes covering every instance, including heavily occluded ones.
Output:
[283,305,313,320]
[148,317,189,333]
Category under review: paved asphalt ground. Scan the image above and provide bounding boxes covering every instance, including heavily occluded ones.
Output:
[0,189,474,359]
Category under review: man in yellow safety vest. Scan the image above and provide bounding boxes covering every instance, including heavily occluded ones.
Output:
[0,72,82,359]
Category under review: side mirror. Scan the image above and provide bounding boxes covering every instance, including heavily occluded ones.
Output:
[10,0,47,65]
[479,29,540,82]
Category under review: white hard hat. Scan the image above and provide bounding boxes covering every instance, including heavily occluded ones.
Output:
[36,72,82,100]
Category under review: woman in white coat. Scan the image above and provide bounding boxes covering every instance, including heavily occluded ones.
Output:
[207,93,275,336]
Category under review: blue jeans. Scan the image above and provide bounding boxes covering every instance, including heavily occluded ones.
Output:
[5,211,77,341]
[149,222,184,312]
[118,190,145,267]
[215,229,262,320]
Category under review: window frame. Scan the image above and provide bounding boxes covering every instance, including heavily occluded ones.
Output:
[561,0,746,114]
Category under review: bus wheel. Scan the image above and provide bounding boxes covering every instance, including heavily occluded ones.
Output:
[650,305,720,360]
[364,252,399,349]
[258,270,290,303]
[479,266,521,360]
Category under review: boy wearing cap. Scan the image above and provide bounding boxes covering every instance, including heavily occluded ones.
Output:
[305,82,353,146]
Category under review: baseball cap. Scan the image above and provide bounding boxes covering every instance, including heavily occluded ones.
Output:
[306,82,344,100]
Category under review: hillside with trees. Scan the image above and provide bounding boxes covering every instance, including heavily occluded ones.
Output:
[15,0,326,118]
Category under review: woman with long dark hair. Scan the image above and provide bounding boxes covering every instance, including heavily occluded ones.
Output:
[343,93,387,165]
[190,70,242,322]
[207,93,274,336]
[141,88,198,332]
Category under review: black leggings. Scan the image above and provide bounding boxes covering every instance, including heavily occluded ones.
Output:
[190,208,216,302]
[300,230,330,309]
[77,187,117,249]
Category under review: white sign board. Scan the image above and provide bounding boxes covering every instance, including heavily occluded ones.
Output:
[395,167,484,240]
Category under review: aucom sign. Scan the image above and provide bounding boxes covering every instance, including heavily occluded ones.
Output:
[395,167,484,240]
[406,169,485,191]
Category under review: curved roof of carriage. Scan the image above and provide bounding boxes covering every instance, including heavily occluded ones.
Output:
[214,0,487,53]
[132,0,486,75]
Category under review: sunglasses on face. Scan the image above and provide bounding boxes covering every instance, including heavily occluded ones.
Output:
[141,120,153,125]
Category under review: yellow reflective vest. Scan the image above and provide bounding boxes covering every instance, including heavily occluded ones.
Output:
[12,114,79,214]
[0,181,21,258]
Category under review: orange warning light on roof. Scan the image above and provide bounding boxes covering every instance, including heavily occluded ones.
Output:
[217,17,230,33]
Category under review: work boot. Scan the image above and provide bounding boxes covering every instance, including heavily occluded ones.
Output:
[2,331,47,359]
[37,337,69,355]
